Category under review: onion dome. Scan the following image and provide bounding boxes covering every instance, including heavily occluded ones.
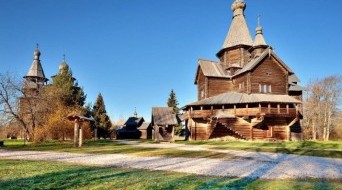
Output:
[253,16,267,47]
[59,54,69,74]
[24,45,47,82]
[231,0,246,17]
[219,0,253,53]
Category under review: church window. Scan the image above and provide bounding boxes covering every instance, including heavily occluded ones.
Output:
[259,84,272,93]
[239,82,245,90]
[201,90,205,98]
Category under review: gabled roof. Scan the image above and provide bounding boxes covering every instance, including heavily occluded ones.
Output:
[233,48,293,77]
[289,84,304,92]
[138,122,151,130]
[152,107,178,126]
[187,92,301,106]
[125,117,144,127]
[195,59,230,84]
[289,74,301,83]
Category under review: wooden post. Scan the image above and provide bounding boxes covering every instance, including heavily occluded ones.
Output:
[74,120,79,147]
[155,125,159,142]
[246,104,249,115]
[211,106,213,114]
[79,125,83,147]
[277,104,280,114]
[268,103,271,113]
[234,105,236,115]
[259,103,261,113]
[250,125,253,141]
[94,127,97,141]
[286,104,289,114]
[67,115,93,148]
[195,122,197,141]
[171,125,175,142]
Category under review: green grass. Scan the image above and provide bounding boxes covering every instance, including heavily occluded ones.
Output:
[0,159,341,190]
[176,140,342,158]
[1,140,237,159]
[2,139,342,158]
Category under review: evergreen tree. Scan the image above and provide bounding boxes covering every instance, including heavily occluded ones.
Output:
[49,63,86,107]
[167,89,179,114]
[93,93,112,139]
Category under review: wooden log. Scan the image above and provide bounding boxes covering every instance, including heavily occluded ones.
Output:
[74,121,79,147]
[79,125,83,147]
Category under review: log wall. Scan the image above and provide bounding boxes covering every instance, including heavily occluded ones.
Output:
[208,78,233,98]
[220,48,251,68]
[197,69,206,100]
[250,56,288,95]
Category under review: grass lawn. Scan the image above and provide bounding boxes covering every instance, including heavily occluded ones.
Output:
[176,140,342,158]
[0,159,341,190]
[1,139,342,158]
[1,140,237,160]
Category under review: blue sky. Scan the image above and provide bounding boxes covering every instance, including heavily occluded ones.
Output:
[1,0,341,122]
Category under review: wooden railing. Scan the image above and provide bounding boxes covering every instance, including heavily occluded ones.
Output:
[183,107,297,119]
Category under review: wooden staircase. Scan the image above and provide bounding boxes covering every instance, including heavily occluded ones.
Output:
[210,117,265,140]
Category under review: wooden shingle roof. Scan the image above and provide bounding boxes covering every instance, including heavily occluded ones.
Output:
[195,59,230,84]
[234,48,293,77]
[187,92,301,107]
[24,48,47,81]
[138,122,151,130]
[152,107,178,126]
[221,0,253,50]
[125,117,144,127]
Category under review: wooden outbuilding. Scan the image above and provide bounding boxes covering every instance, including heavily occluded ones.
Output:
[116,116,144,139]
[152,107,180,142]
[183,0,303,141]
[138,122,153,139]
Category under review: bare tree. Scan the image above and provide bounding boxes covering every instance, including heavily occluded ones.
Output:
[303,75,342,141]
[0,73,43,144]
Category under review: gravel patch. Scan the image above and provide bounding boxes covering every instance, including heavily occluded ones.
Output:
[1,144,341,179]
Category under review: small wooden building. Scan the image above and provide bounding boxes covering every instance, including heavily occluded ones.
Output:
[183,0,303,141]
[138,122,153,139]
[152,107,179,142]
[116,116,144,139]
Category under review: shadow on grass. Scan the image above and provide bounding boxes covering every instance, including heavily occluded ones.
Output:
[0,167,127,190]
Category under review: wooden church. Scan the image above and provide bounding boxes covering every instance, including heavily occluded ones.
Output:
[183,0,303,141]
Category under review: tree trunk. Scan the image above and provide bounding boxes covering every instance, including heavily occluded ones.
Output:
[312,120,316,140]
